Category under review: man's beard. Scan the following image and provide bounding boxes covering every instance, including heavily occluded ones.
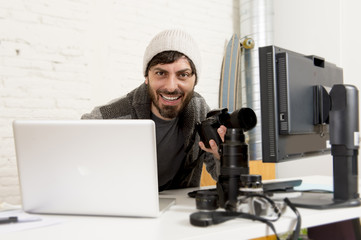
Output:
[148,86,194,119]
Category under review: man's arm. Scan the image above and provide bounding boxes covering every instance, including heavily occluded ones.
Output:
[81,106,103,119]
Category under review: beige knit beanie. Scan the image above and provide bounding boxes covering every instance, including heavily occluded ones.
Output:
[143,29,201,77]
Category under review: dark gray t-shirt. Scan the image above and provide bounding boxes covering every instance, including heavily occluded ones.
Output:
[151,114,186,191]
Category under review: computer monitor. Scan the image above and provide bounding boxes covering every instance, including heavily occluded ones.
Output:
[259,45,342,163]
[258,45,360,209]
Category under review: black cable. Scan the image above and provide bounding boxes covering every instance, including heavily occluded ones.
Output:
[236,212,281,240]
[196,211,282,240]
[190,193,303,240]
[284,198,301,240]
[296,188,333,194]
[239,194,301,239]
[241,193,282,221]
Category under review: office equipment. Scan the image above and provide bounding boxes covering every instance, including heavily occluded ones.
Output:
[2,176,361,240]
[187,179,302,197]
[258,45,360,209]
[0,216,21,224]
[259,45,344,163]
[13,119,174,218]
[0,209,59,234]
[0,216,40,224]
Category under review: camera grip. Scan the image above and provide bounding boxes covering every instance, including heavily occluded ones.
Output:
[197,120,222,149]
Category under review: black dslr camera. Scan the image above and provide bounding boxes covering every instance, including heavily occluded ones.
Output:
[196,108,258,210]
[191,107,266,226]
[192,109,302,238]
[196,108,257,148]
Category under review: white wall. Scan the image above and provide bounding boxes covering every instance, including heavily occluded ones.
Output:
[0,0,238,204]
[2,0,361,204]
[0,0,92,204]
[85,0,238,110]
[273,0,361,178]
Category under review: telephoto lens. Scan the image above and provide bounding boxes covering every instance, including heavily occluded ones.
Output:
[218,128,249,212]
[228,108,257,130]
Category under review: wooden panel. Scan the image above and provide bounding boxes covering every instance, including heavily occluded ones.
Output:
[200,164,216,186]
[249,160,276,180]
[250,236,277,240]
[200,161,275,187]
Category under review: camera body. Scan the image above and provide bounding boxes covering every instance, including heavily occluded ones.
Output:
[196,108,257,148]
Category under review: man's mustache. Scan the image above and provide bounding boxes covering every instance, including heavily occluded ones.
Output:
[156,89,184,96]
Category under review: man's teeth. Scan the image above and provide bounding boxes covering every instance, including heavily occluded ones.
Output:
[161,95,180,101]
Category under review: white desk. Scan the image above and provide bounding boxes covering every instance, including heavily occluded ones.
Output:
[2,176,361,240]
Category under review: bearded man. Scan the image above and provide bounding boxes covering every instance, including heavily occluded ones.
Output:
[82,29,225,191]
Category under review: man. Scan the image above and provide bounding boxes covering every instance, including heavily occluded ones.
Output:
[82,29,225,191]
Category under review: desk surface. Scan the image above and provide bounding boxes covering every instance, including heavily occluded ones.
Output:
[2,176,361,240]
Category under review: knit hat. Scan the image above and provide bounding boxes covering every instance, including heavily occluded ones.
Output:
[143,29,201,77]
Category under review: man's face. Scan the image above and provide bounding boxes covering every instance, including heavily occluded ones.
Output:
[145,56,196,120]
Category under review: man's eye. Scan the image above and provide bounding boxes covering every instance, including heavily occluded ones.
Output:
[178,72,192,80]
[156,71,165,76]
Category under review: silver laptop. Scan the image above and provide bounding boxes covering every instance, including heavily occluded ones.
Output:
[13,119,175,217]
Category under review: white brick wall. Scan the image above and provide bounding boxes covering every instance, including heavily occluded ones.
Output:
[0,0,237,204]
[85,0,237,109]
[1,0,93,204]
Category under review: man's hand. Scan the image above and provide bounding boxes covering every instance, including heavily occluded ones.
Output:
[199,125,227,160]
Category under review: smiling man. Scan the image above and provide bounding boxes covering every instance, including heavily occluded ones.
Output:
[82,29,224,191]
[146,53,194,119]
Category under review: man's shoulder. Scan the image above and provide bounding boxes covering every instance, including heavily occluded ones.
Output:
[182,91,210,123]
[82,83,148,119]
[191,91,209,109]
[101,84,148,118]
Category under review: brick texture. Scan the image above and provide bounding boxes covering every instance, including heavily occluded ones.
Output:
[0,0,237,204]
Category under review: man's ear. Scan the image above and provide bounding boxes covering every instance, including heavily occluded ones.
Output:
[145,77,149,85]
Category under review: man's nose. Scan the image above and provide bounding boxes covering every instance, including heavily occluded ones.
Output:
[164,74,178,91]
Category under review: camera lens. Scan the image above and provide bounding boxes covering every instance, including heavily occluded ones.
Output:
[195,190,219,211]
[230,108,257,131]
[240,174,262,189]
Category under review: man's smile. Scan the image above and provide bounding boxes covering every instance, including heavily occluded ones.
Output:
[160,94,182,101]
[157,90,184,106]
